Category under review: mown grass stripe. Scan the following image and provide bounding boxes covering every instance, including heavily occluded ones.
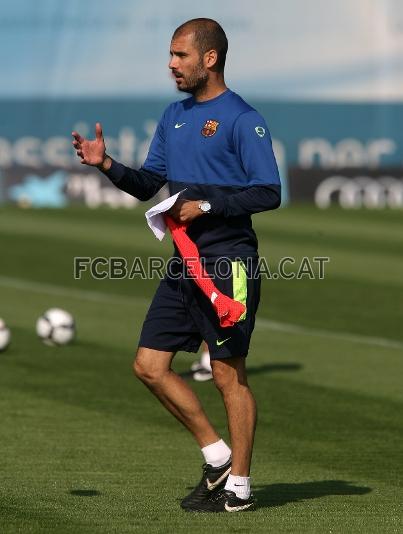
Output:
[1,275,401,351]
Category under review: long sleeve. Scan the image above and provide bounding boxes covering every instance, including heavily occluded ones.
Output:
[103,160,167,201]
[210,109,281,217]
[102,105,169,201]
[210,183,281,217]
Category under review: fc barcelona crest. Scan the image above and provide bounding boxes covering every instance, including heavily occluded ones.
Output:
[201,119,219,137]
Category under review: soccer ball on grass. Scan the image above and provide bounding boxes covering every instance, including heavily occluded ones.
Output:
[0,318,11,352]
[36,308,75,346]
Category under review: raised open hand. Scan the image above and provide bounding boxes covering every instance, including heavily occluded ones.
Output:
[72,122,106,166]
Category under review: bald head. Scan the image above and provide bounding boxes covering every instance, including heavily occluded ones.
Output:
[173,18,228,72]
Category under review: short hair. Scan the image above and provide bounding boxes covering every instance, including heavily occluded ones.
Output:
[173,18,228,71]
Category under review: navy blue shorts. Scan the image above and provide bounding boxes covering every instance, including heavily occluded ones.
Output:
[138,258,261,359]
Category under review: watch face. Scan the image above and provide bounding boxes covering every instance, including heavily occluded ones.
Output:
[201,202,211,212]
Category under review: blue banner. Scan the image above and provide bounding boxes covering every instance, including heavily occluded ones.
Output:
[1,1,403,207]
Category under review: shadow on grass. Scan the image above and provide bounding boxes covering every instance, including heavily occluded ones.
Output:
[69,489,101,497]
[179,362,302,379]
[253,480,371,508]
[247,363,302,375]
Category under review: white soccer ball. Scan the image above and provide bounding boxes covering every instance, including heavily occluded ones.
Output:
[36,308,75,346]
[0,318,11,352]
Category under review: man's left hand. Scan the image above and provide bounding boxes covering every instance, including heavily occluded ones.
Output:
[168,199,204,224]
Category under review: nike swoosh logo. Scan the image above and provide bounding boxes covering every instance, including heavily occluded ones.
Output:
[206,466,231,490]
[174,122,186,128]
[224,501,254,512]
[216,337,231,346]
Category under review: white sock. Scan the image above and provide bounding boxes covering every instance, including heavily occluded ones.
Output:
[200,350,211,371]
[225,474,251,500]
[201,439,231,467]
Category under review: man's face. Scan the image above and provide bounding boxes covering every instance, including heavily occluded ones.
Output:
[169,33,208,94]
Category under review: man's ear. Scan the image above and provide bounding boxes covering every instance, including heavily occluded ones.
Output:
[204,49,218,69]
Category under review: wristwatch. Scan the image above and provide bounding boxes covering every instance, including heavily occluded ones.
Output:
[198,200,212,214]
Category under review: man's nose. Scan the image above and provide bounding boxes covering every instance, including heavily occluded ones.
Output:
[169,56,178,70]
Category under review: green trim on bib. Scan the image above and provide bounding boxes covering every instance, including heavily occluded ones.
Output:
[231,261,247,321]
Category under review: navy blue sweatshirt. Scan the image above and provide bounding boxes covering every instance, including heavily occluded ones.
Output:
[104,89,281,259]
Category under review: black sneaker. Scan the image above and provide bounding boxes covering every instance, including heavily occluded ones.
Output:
[186,489,255,513]
[180,458,231,510]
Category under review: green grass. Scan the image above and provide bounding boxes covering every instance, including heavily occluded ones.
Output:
[0,205,402,533]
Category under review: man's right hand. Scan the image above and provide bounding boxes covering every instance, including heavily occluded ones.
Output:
[72,122,111,170]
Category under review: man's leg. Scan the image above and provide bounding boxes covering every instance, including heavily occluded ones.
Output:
[182,356,256,511]
[211,356,257,476]
[133,346,219,447]
[134,346,232,509]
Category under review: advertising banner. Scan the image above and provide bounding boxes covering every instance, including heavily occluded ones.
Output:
[288,167,403,209]
[1,1,403,207]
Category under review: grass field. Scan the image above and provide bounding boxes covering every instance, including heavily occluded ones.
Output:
[0,204,402,533]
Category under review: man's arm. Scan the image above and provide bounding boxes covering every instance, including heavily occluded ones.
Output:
[72,122,167,202]
[209,184,281,217]
[103,106,169,200]
[102,159,167,201]
[167,183,281,224]
[206,110,282,217]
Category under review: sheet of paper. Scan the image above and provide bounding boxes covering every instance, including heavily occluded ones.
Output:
[145,189,186,241]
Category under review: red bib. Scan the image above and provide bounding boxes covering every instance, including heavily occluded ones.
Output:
[164,215,246,328]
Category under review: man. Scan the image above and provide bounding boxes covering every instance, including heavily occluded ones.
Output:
[72,18,281,512]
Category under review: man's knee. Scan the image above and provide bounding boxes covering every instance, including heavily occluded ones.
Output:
[211,357,248,393]
[132,353,149,382]
[132,347,173,386]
